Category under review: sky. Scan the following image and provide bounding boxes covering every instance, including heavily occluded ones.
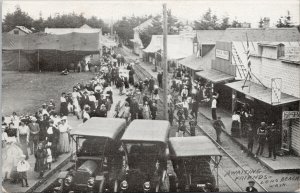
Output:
[2,0,300,28]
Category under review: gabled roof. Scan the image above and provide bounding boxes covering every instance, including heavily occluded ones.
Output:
[15,26,32,34]
[80,24,92,29]
[70,117,126,140]
[133,18,155,32]
[196,30,225,44]
[121,120,170,144]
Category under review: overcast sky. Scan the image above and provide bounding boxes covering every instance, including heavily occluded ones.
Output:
[2,0,300,27]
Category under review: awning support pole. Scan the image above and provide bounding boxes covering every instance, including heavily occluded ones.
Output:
[37,49,40,72]
[18,49,20,72]
[56,49,58,71]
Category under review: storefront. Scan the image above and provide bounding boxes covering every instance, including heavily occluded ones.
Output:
[226,80,300,155]
[196,68,235,112]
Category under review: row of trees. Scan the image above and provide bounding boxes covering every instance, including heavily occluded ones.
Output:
[3,6,297,49]
[2,6,110,33]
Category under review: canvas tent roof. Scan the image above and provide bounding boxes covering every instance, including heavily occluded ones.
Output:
[143,35,194,60]
[2,32,100,52]
[100,35,117,47]
[2,32,101,71]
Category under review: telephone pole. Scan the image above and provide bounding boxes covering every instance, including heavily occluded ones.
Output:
[163,4,168,120]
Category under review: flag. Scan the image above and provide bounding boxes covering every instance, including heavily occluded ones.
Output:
[246,33,251,70]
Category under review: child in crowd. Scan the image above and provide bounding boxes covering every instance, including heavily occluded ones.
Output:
[17,155,30,187]
[46,142,52,170]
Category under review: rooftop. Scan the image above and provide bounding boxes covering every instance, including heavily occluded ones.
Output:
[121,120,170,144]
[15,26,32,34]
[70,117,126,140]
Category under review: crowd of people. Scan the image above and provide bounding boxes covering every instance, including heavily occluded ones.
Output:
[1,48,164,188]
[167,66,280,161]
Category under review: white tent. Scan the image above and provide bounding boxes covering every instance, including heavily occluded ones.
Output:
[143,35,194,60]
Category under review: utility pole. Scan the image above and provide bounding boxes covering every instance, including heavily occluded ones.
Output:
[163,3,168,120]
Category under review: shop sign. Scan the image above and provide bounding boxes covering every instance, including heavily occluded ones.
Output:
[282,111,300,120]
[216,49,230,60]
[271,78,282,104]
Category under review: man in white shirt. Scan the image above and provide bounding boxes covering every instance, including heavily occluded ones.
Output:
[211,94,218,120]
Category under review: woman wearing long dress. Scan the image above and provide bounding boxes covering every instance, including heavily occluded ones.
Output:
[72,87,81,119]
[17,121,30,160]
[58,117,71,153]
[142,102,151,120]
[60,92,68,116]
[84,62,89,72]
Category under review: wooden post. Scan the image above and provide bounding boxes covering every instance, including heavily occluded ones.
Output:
[163,4,168,120]
[18,49,21,72]
[37,49,40,72]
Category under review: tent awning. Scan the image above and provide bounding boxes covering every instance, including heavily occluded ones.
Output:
[225,81,300,106]
[196,69,235,83]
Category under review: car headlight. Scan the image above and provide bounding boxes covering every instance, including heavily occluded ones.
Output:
[143,181,150,191]
[120,180,128,190]
[87,177,95,188]
[64,175,73,186]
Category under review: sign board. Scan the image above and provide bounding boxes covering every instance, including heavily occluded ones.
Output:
[281,119,291,151]
[271,78,282,104]
[283,111,300,120]
[216,49,230,60]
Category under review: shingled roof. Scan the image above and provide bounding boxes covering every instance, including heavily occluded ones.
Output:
[221,27,300,42]
[196,28,300,44]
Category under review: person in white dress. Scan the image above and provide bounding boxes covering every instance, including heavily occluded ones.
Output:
[142,101,151,120]
[58,117,72,154]
[46,142,52,170]
[72,87,81,119]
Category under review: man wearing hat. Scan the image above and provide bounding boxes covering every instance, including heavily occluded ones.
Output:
[130,97,139,120]
[255,122,267,157]
[28,117,40,155]
[246,180,258,192]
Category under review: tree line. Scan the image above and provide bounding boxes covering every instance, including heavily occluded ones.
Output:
[3,6,297,49]
[2,6,110,33]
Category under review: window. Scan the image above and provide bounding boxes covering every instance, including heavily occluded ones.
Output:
[14,30,19,35]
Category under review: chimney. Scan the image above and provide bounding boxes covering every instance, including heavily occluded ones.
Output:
[263,17,270,28]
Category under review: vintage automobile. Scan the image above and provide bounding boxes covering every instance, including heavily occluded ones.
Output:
[54,117,127,193]
[168,136,222,192]
[118,120,170,192]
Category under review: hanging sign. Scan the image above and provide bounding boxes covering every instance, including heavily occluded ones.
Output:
[283,111,300,120]
[271,78,282,104]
